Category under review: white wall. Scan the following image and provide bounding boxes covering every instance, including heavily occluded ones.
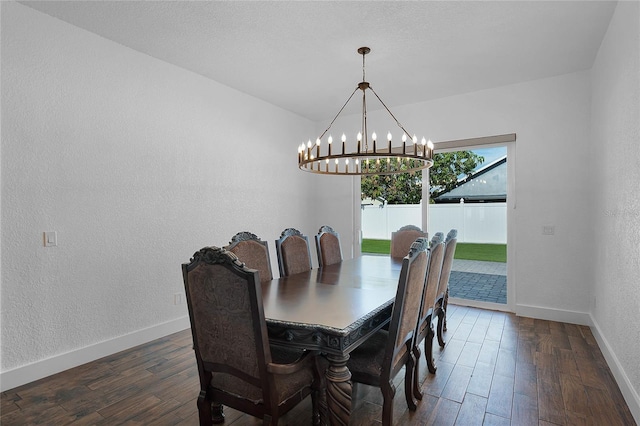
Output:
[1,2,317,389]
[591,1,640,420]
[328,70,594,317]
[322,27,640,416]
[2,4,639,419]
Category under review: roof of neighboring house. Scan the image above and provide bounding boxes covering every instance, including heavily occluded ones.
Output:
[433,156,507,203]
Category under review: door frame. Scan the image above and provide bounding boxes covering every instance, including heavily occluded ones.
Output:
[424,133,516,312]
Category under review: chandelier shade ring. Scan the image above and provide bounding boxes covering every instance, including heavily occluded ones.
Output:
[297,47,434,176]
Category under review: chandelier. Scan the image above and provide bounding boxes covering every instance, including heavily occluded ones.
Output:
[297,47,434,176]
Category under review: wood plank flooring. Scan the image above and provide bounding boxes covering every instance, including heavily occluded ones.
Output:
[2,305,636,425]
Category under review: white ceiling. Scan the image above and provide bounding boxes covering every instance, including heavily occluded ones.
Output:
[20,1,617,121]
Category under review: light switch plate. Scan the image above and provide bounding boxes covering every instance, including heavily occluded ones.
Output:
[44,231,57,247]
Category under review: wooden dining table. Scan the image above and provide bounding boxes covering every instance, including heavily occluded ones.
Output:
[262,254,404,425]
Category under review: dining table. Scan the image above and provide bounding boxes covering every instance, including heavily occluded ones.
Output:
[261,254,404,425]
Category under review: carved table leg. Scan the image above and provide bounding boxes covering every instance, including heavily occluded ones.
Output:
[325,353,352,426]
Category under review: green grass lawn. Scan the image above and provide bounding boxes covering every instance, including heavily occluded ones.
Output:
[362,239,506,263]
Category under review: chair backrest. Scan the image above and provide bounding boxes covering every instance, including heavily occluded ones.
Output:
[390,225,428,258]
[226,231,273,283]
[418,233,445,325]
[275,228,312,277]
[437,229,458,300]
[315,225,343,267]
[182,246,275,407]
[384,237,430,376]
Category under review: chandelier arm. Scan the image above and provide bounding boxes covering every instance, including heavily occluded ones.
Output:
[317,86,360,141]
[362,87,368,152]
[298,47,434,176]
[368,86,415,139]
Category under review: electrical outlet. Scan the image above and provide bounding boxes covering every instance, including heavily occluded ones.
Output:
[173,293,182,305]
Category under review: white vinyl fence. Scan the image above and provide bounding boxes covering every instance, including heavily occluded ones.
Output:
[362,202,507,244]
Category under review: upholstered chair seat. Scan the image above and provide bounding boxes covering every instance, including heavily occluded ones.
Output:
[210,356,315,404]
[344,330,389,375]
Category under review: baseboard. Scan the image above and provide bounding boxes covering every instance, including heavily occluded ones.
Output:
[514,303,592,326]
[0,316,191,392]
[589,313,640,424]
[449,297,512,312]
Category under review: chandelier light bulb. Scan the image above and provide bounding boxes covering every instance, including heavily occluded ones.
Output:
[412,135,418,144]
[427,139,434,149]
[372,132,377,141]
[307,140,312,148]
[316,138,321,146]
[328,135,333,144]
[421,137,426,145]
[387,132,392,142]
[402,134,407,143]
[357,132,362,142]
[341,134,346,142]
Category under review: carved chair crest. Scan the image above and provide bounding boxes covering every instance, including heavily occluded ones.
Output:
[189,246,243,268]
[230,231,262,244]
[318,225,338,236]
[279,228,304,239]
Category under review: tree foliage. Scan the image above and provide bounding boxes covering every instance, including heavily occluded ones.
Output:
[361,151,484,204]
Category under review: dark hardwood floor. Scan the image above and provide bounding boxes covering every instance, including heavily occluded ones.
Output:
[2,305,636,425]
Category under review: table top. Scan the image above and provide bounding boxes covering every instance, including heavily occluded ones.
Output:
[262,255,403,354]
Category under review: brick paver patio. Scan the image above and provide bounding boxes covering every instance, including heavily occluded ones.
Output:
[449,260,507,304]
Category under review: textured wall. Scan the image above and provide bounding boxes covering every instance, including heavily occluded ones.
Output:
[591,0,640,413]
[3,2,638,408]
[1,2,316,376]
[328,70,594,314]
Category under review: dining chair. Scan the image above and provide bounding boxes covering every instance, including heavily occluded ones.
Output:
[390,225,428,258]
[225,231,273,283]
[346,237,430,426]
[434,229,458,347]
[182,246,323,426]
[314,225,342,267]
[412,232,445,400]
[275,228,313,277]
